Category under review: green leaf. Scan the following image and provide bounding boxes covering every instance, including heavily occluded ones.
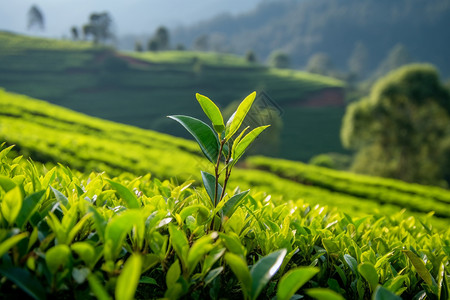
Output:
[16,190,46,229]
[225,252,252,297]
[402,250,433,286]
[205,267,223,286]
[104,210,142,261]
[139,276,158,285]
[187,232,217,275]
[71,242,96,267]
[250,248,287,300]
[232,125,269,165]
[201,171,222,206]
[219,232,247,256]
[88,273,112,300]
[221,190,249,219]
[306,288,345,300]
[1,186,22,225]
[46,244,72,274]
[277,267,319,300]
[168,115,219,163]
[50,186,69,207]
[196,93,225,133]
[358,262,378,291]
[88,206,107,241]
[373,285,402,300]
[225,91,257,140]
[0,232,28,257]
[0,263,46,300]
[343,254,358,274]
[166,259,181,288]
[168,223,189,265]
[116,254,142,300]
[106,179,140,209]
[0,175,17,192]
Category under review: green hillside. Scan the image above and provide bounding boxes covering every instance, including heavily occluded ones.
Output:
[0,31,345,161]
[1,89,449,229]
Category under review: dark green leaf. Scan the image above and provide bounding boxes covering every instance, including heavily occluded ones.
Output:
[343,254,358,274]
[201,171,222,206]
[106,179,140,209]
[402,250,433,287]
[205,267,223,286]
[373,286,402,300]
[0,264,46,300]
[225,252,251,297]
[221,190,249,218]
[139,276,158,285]
[168,115,219,163]
[16,190,46,229]
[250,249,287,300]
[277,267,319,300]
[196,93,225,133]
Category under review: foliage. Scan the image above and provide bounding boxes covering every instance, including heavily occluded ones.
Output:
[82,12,115,44]
[0,145,448,299]
[341,64,450,186]
[27,5,45,31]
[268,50,290,69]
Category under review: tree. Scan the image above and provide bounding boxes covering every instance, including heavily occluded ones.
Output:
[27,5,44,31]
[245,50,257,63]
[193,35,209,51]
[347,42,369,78]
[373,44,412,78]
[155,26,170,50]
[268,50,290,69]
[147,38,159,51]
[83,12,115,44]
[341,64,450,186]
[71,26,79,40]
[134,41,143,52]
[306,53,334,75]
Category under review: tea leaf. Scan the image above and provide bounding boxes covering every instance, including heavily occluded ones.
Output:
[196,93,225,134]
[221,190,249,218]
[16,190,46,229]
[201,171,222,206]
[0,263,46,300]
[116,254,142,300]
[250,248,287,300]
[0,175,16,192]
[1,186,22,225]
[46,244,72,274]
[225,91,257,140]
[225,252,252,297]
[166,259,181,288]
[306,288,345,300]
[88,273,112,300]
[169,223,189,266]
[106,179,140,209]
[358,262,378,291]
[277,267,319,300]
[232,125,269,165]
[0,232,28,257]
[168,115,219,163]
[373,285,402,300]
[402,250,433,287]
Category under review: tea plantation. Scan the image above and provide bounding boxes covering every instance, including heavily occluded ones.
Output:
[0,88,449,299]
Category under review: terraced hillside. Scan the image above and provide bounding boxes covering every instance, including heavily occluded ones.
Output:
[1,89,449,229]
[0,31,345,161]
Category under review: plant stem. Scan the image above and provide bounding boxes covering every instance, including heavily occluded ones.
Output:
[214,140,225,207]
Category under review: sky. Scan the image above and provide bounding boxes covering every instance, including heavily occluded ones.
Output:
[0,0,262,38]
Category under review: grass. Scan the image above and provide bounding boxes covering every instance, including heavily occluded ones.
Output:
[0,31,346,161]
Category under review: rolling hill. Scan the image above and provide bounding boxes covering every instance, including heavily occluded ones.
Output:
[1,88,449,229]
[0,31,345,161]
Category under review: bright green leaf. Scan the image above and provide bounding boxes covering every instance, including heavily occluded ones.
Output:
[168,115,219,163]
[106,179,140,209]
[187,233,217,275]
[232,125,269,165]
[116,254,142,300]
[358,262,378,291]
[46,244,72,274]
[168,223,189,265]
[250,248,286,300]
[343,254,358,274]
[1,186,22,225]
[402,250,433,287]
[306,288,345,300]
[166,259,181,289]
[71,242,96,267]
[277,267,319,300]
[0,175,17,192]
[196,93,225,133]
[0,232,28,257]
[221,190,249,219]
[225,91,257,140]
[225,252,252,297]
[88,273,112,300]
[50,186,69,207]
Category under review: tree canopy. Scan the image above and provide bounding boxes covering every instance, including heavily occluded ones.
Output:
[341,64,450,186]
[27,5,45,31]
[83,12,115,44]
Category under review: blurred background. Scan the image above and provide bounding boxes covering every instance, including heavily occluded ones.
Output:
[1,0,450,187]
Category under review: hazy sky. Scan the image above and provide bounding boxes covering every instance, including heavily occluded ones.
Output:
[0,0,262,38]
